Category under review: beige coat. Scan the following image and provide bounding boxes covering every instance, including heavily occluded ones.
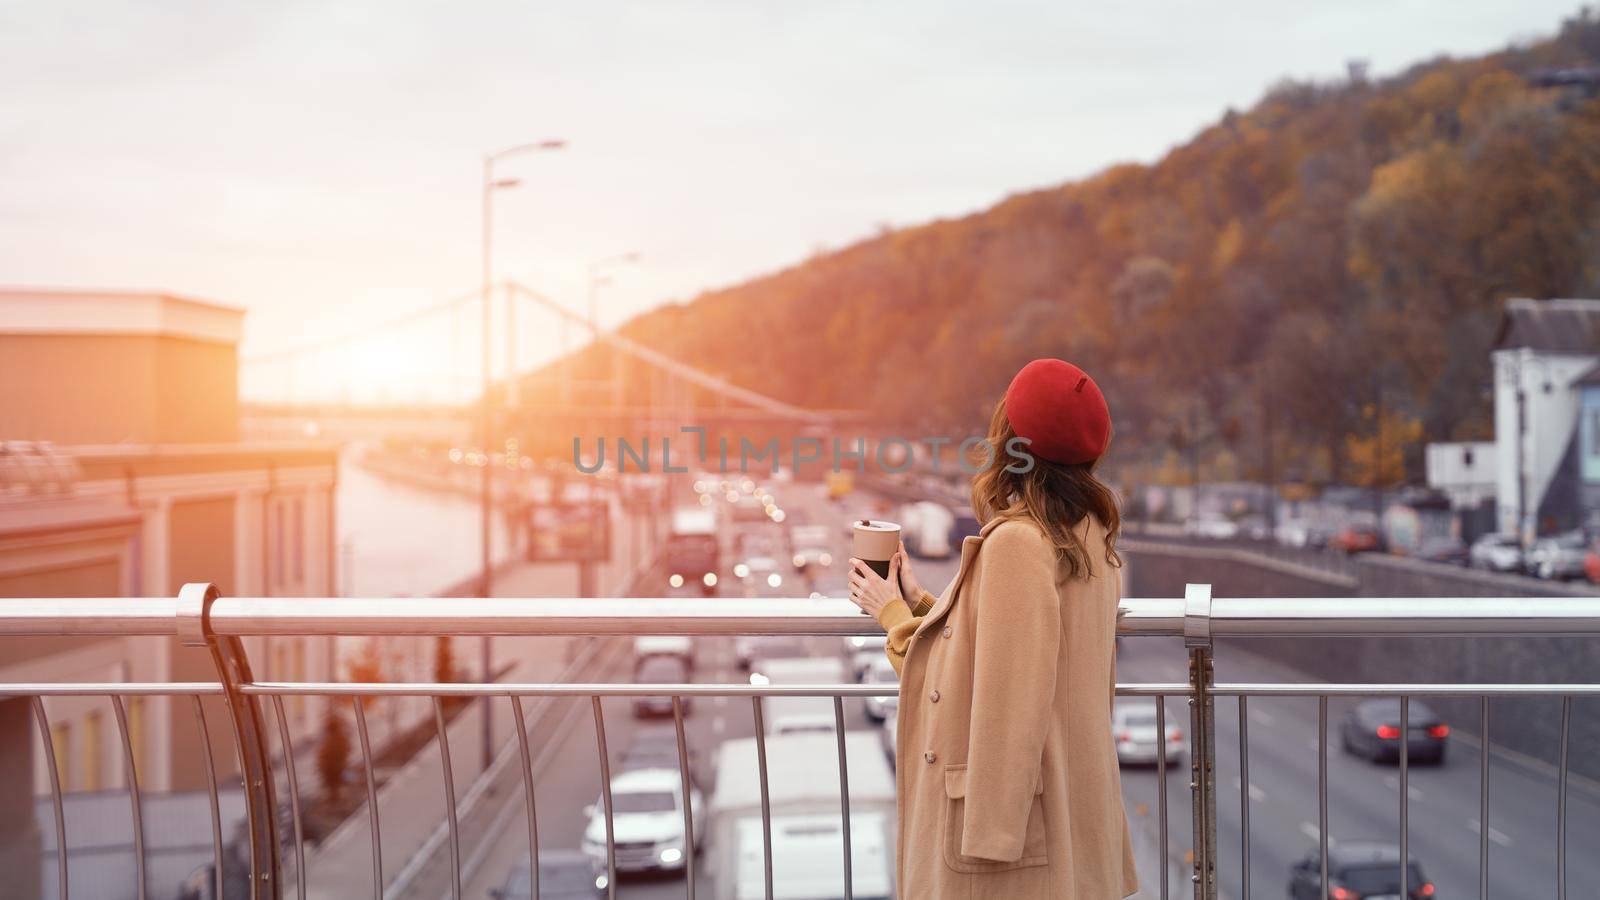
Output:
[876,514,1138,899]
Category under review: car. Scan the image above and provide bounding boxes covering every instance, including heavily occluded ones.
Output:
[761,696,838,737]
[951,513,981,543]
[1111,701,1183,766]
[734,635,809,670]
[789,525,834,572]
[860,656,899,722]
[844,634,889,680]
[632,655,691,718]
[1415,535,1468,565]
[1339,698,1448,764]
[807,571,849,599]
[1527,530,1589,580]
[734,529,780,559]
[1329,524,1382,554]
[580,768,704,874]
[1287,842,1434,900]
[1468,532,1523,572]
[1235,514,1270,542]
[880,706,898,767]
[1274,518,1313,547]
[750,655,848,688]
[1185,516,1239,540]
[633,635,693,670]
[619,727,706,789]
[731,493,768,521]
[790,545,834,571]
[619,727,688,771]
[734,555,788,596]
[489,851,607,899]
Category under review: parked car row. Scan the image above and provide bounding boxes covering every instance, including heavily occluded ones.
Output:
[1469,529,1600,581]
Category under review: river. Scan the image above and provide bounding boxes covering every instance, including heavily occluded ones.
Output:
[334,444,516,597]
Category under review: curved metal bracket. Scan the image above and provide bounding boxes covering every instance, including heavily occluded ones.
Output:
[1184,583,1213,649]
[177,582,217,647]
[187,583,281,899]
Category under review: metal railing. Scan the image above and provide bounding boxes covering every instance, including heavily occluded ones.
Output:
[4,584,1599,899]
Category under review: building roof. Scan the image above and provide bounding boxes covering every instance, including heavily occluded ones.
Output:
[0,287,243,345]
[1493,298,1600,354]
[1575,360,1600,387]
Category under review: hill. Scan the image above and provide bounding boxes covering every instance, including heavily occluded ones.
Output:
[584,10,1600,488]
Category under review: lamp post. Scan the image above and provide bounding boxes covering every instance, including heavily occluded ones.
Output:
[480,138,564,771]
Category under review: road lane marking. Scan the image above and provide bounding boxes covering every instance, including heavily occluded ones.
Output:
[1467,819,1513,847]
[1299,821,1337,848]
[1229,775,1267,802]
[1381,775,1424,800]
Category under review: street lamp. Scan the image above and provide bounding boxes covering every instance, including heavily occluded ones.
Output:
[480,138,564,771]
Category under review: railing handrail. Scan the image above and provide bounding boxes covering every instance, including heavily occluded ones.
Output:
[8,583,1600,900]
[4,592,1600,637]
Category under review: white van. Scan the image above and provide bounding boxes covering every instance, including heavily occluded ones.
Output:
[710,732,896,900]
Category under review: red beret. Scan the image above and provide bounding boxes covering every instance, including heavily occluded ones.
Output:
[1004,359,1111,465]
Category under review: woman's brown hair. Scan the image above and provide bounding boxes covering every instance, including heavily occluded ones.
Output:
[969,397,1122,580]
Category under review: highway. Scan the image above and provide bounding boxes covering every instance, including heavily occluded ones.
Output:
[450,477,1600,898]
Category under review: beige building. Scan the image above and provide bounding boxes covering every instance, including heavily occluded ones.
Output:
[0,289,339,804]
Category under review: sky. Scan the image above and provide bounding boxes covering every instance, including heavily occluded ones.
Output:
[0,1,1582,402]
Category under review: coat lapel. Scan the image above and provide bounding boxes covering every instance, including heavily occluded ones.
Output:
[911,517,1006,639]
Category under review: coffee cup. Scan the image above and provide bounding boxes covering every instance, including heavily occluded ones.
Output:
[852,519,901,580]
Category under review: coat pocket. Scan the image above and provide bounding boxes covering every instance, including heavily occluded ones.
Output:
[940,764,1048,874]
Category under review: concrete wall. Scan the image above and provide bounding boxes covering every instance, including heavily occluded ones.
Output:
[0,333,237,444]
[1124,539,1600,779]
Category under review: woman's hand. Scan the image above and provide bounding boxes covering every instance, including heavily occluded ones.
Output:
[848,556,904,617]
[894,540,923,602]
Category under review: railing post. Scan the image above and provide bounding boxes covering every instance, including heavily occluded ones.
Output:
[1184,583,1217,900]
[180,583,282,899]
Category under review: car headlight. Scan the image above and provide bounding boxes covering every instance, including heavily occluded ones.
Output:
[818,552,832,566]
[594,874,609,890]
[793,554,806,568]
[703,572,717,587]
[669,573,684,588]
[767,573,782,587]
[659,847,684,864]
[734,563,749,578]
[750,672,770,686]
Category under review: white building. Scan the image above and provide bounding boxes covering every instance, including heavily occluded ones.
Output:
[1425,441,1496,509]
[1491,298,1600,543]
[0,290,340,800]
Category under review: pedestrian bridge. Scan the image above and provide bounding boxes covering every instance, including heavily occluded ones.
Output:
[3,587,1597,900]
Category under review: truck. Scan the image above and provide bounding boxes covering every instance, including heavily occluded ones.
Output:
[666,507,720,594]
[708,731,895,900]
[899,500,954,559]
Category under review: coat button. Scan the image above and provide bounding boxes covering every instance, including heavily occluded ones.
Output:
[942,626,952,638]
[924,751,936,764]
[929,689,940,703]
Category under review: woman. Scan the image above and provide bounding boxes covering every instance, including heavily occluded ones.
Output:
[848,358,1138,899]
